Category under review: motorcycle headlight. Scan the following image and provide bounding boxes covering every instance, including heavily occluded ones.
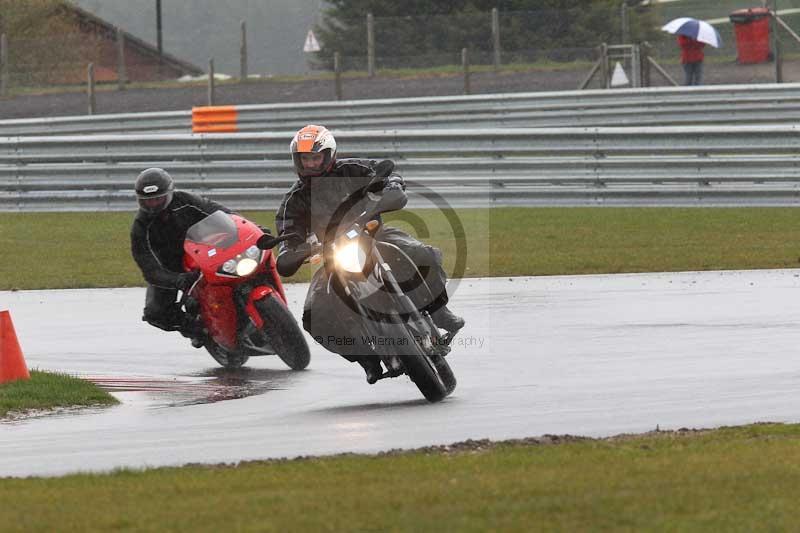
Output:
[335,241,366,273]
[235,258,259,277]
[245,245,260,260]
[222,259,237,274]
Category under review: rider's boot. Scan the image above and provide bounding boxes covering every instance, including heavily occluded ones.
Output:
[431,305,465,345]
[356,356,383,385]
[179,314,207,349]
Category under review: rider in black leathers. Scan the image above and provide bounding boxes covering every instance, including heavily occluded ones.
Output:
[130,168,233,346]
[275,125,464,383]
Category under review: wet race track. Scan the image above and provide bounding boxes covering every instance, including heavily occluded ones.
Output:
[3,271,800,477]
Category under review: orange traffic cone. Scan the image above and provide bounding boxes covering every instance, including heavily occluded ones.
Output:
[0,310,30,383]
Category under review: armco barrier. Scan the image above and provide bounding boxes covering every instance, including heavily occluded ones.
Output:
[3,126,800,210]
[5,83,800,136]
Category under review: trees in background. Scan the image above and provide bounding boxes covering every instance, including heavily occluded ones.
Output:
[315,0,660,66]
[0,0,97,85]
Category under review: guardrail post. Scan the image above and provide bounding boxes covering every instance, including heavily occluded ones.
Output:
[491,8,501,73]
[367,13,375,78]
[116,27,127,90]
[208,58,215,105]
[87,63,95,115]
[334,51,343,100]
[240,20,248,82]
[462,47,471,95]
[0,34,7,97]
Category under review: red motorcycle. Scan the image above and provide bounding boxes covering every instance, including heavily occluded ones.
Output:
[182,210,310,370]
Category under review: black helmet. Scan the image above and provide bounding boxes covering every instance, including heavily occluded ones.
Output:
[135,168,174,215]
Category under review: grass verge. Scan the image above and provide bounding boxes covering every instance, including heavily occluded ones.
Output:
[1,207,799,290]
[0,369,118,418]
[1,423,798,531]
[4,58,592,98]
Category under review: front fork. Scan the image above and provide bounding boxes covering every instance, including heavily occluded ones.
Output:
[242,285,279,329]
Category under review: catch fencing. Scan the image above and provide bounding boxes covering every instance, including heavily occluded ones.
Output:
[3,126,800,211]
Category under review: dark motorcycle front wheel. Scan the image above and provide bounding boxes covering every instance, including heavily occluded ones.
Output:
[205,340,249,369]
[254,296,311,370]
[372,319,454,403]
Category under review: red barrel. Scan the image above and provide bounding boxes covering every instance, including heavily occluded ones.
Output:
[729,7,772,63]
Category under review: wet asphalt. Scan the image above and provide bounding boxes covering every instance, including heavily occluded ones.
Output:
[2,271,800,477]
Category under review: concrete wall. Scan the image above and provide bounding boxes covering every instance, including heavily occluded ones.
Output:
[71,0,328,76]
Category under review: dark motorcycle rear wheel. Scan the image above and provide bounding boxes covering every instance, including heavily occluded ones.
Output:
[254,296,310,370]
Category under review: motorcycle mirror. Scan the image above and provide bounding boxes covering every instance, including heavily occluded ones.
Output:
[365,175,385,193]
[373,159,395,178]
[257,232,298,250]
[256,234,279,250]
[374,187,407,214]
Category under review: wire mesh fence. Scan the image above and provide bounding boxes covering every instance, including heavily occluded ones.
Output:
[1,2,800,100]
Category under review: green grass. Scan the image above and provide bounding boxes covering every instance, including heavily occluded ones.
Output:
[0,369,118,418]
[486,207,800,276]
[1,208,799,290]
[1,423,799,531]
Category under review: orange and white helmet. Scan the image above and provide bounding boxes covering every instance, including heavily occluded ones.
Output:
[289,124,337,178]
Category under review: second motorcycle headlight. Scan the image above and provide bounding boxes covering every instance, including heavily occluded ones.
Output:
[335,241,367,273]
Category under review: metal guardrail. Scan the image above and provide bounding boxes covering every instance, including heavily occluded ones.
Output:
[5,83,800,136]
[1,126,798,160]
[3,127,800,211]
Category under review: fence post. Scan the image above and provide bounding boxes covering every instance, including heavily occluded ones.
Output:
[641,41,651,87]
[87,63,95,115]
[334,51,343,100]
[0,34,7,97]
[771,4,783,83]
[621,1,629,44]
[208,58,215,105]
[631,44,641,87]
[462,47,471,95]
[367,13,375,78]
[240,20,248,82]
[116,27,127,90]
[491,7,501,72]
[599,43,609,88]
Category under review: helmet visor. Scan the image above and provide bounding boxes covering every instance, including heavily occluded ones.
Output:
[293,149,332,178]
[137,191,172,215]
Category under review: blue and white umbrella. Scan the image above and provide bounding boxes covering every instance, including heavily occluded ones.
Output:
[661,17,722,48]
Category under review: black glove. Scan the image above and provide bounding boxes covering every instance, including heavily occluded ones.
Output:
[175,270,201,292]
[374,159,395,178]
[257,225,272,235]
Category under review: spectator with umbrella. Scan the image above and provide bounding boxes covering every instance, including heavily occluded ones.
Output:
[662,17,722,86]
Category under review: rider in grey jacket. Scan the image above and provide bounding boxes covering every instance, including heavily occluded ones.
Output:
[274,125,464,383]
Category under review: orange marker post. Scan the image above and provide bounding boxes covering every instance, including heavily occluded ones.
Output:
[191,106,239,133]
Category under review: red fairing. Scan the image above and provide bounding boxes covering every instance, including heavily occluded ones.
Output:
[183,215,263,284]
[182,213,285,351]
[199,284,238,348]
